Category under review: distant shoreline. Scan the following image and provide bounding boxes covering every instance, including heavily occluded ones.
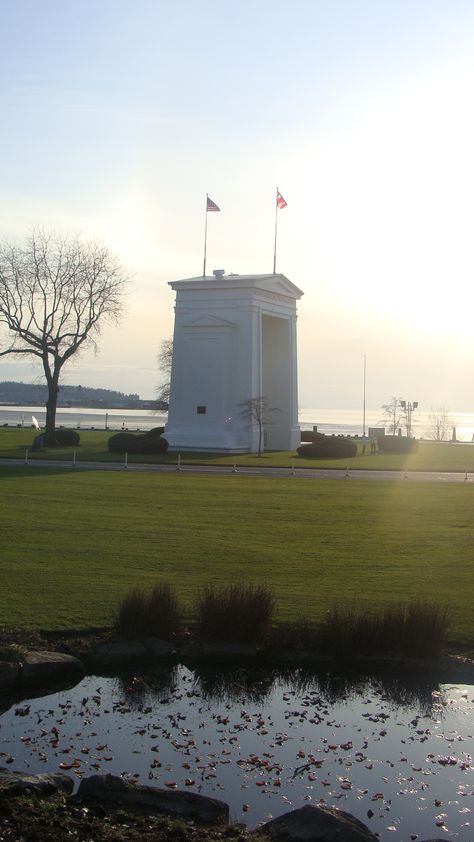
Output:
[0,402,161,411]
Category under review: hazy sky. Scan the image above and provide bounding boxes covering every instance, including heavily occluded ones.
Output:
[2,0,474,411]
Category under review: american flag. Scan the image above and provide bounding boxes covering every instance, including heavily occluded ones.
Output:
[276,190,287,209]
[206,196,220,212]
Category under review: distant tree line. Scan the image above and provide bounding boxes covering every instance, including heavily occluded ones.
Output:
[0,380,155,409]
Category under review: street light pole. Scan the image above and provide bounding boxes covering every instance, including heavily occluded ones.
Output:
[362,353,367,438]
[400,400,418,437]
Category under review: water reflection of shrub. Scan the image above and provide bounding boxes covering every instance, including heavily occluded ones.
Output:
[180,665,439,714]
[283,668,437,715]
[114,663,179,708]
[193,664,276,704]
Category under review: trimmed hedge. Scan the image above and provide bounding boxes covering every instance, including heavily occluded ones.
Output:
[108,432,139,453]
[300,431,326,443]
[54,428,80,446]
[132,435,168,454]
[377,435,418,454]
[143,426,165,438]
[297,436,357,458]
[108,431,168,454]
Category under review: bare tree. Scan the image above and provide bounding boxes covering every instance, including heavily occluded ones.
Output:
[381,396,404,436]
[426,407,452,441]
[0,230,127,445]
[156,336,173,405]
[238,396,279,456]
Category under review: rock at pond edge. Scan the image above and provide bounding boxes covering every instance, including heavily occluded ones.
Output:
[20,650,84,683]
[259,803,378,841]
[0,768,74,797]
[78,773,229,824]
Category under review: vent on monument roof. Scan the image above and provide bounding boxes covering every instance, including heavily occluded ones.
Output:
[213,269,225,278]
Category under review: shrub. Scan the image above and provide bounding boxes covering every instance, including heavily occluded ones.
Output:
[115,583,179,639]
[196,583,275,644]
[147,583,179,638]
[108,432,141,453]
[377,435,418,454]
[143,426,165,438]
[268,618,320,651]
[317,601,449,659]
[54,428,80,446]
[130,434,168,454]
[297,437,357,458]
[115,588,149,636]
[300,431,326,443]
[108,431,168,454]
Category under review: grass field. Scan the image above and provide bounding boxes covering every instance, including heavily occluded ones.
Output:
[2,427,474,472]
[1,466,473,644]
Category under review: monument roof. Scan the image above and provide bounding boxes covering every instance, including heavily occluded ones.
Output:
[168,272,304,299]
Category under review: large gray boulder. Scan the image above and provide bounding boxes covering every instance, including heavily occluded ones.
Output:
[143,637,177,657]
[0,768,74,796]
[78,774,229,824]
[20,650,83,683]
[259,804,378,841]
[92,640,149,665]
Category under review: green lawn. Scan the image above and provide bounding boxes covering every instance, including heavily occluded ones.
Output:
[1,428,474,472]
[1,466,473,644]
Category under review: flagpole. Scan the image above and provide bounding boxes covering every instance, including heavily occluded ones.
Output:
[273,187,278,274]
[202,194,208,277]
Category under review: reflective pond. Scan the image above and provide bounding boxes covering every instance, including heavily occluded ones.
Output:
[0,665,473,841]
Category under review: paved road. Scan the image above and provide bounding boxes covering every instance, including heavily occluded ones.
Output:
[1,457,473,484]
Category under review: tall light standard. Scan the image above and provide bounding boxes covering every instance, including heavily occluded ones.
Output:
[400,400,418,437]
[362,353,367,437]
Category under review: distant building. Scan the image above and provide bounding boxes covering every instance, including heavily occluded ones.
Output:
[164,271,303,453]
[368,427,385,438]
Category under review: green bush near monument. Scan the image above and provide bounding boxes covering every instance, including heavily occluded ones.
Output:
[54,428,81,446]
[297,435,357,458]
[377,435,418,454]
[108,430,168,454]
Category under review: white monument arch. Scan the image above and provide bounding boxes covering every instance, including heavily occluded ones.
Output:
[164,271,303,453]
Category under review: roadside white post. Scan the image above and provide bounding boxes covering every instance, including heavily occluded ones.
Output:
[233,458,237,473]
[177,453,181,471]
[291,461,295,476]
[124,452,128,469]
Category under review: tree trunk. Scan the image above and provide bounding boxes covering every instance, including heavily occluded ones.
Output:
[43,363,60,446]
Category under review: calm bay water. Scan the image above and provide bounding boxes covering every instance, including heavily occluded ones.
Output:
[1,666,473,840]
[2,405,474,440]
